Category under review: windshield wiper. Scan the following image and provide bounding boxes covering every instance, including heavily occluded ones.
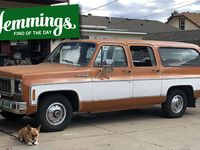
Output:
[45,59,53,63]
[62,59,73,64]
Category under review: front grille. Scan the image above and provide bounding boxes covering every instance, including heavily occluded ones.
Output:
[0,78,11,95]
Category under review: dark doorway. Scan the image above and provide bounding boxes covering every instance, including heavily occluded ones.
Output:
[0,40,50,66]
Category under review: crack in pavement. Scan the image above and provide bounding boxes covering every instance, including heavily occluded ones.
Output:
[121,134,174,150]
[89,122,200,134]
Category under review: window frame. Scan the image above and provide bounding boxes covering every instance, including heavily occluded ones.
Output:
[179,18,185,30]
[93,44,128,68]
[158,47,200,67]
[130,45,157,67]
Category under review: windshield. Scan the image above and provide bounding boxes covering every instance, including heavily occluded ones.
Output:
[45,42,96,66]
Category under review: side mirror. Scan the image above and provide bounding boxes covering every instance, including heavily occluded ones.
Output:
[96,59,113,79]
[102,64,113,73]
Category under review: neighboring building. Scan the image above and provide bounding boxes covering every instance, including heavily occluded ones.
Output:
[144,30,200,46]
[0,0,180,66]
[166,12,200,30]
[52,15,180,50]
[145,12,200,46]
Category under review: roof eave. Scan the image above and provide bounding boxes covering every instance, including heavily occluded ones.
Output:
[81,29,146,35]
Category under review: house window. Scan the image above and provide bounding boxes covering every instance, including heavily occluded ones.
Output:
[179,18,185,30]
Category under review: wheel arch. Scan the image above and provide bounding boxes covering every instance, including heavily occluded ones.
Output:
[166,85,196,107]
[37,90,80,112]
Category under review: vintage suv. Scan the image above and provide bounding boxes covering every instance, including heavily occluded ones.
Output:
[0,39,200,131]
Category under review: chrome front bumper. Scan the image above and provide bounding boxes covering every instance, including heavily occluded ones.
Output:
[0,98,27,114]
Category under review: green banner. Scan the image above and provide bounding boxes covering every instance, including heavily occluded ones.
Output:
[0,5,80,41]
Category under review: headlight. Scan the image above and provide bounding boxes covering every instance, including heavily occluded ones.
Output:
[15,80,22,94]
[18,82,22,92]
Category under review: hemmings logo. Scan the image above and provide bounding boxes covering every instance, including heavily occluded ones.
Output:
[0,5,80,41]
[0,12,76,36]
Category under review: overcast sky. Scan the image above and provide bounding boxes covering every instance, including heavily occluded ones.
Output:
[69,0,200,22]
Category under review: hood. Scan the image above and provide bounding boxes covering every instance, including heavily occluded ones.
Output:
[0,63,89,80]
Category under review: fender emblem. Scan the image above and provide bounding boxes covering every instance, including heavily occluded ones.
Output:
[75,73,89,78]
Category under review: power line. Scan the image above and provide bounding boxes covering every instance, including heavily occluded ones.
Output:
[82,0,119,13]
[108,0,200,26]
[138,0,200,19]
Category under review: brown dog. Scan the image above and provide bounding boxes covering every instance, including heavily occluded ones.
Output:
[18,125,41,146]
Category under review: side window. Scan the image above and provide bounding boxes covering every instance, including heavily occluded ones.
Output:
[94,45,127,67]
[130,46,156,67]
[159,48,200,67]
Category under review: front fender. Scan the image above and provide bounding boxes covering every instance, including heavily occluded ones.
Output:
[29,82,92,106]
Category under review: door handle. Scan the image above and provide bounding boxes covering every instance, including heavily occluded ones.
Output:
[122,70,132,73]
[152,69,160,73]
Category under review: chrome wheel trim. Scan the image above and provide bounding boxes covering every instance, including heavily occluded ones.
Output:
[171,95,184,114]
[46,102,66,126]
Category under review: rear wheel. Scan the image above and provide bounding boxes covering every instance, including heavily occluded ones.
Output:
[36,94,73,132]
[162,89,187,118]
[1,111,24,121]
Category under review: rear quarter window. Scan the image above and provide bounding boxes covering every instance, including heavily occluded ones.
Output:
[158,47,200,67]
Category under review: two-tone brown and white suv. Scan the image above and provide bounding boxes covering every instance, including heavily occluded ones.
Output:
[0,39,200,131]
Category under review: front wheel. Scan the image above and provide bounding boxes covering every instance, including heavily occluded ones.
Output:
[162,89,187,118]
[36,94,73,132]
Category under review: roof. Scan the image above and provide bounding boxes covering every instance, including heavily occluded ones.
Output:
[0,0,65,7]
[167,12,200,28]
[81,15,180,34]
[16,0,67,4]
[143,30,200,46]
[0,1,43,8]
[62,39,199,49]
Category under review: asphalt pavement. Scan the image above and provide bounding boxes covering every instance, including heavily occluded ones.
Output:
[0,100,200,150]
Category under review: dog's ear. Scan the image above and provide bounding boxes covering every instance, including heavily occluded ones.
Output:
[37,125,41,132]
[27,125,31,131]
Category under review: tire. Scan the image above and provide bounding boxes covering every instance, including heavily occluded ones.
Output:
[162,89,187,118]
[1,111,24,121]
[36,94,73,132]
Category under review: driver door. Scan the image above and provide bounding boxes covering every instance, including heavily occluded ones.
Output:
[90,44,133,112]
